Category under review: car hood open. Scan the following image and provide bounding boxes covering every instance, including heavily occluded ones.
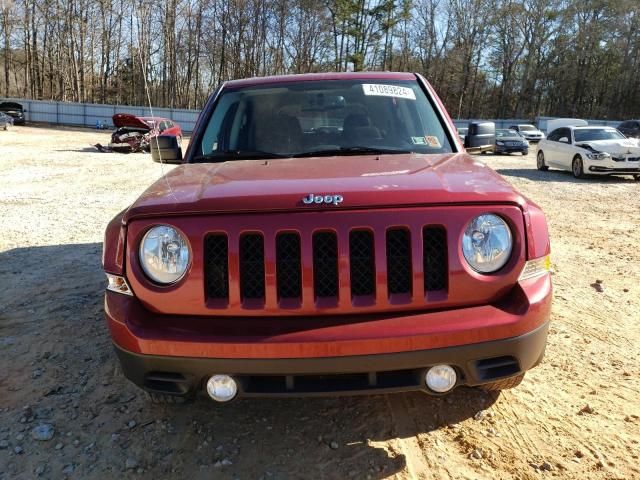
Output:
[112,114,151,130]
[122,153,527,221]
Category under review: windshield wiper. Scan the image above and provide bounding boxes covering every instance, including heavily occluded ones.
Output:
[192,150,290,163]
[292,146,412,158]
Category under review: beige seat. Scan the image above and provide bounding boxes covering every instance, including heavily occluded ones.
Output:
[254,113,303,154]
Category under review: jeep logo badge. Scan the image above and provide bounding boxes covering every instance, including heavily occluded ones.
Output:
[302,193,344,206]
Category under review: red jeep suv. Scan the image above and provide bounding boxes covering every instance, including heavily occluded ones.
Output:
[103,72,551,403]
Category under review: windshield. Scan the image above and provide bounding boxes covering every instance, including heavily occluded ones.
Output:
[496,129,520,137]
[194,79,454,161]
[518,125,536,132]
[574,128,626,142]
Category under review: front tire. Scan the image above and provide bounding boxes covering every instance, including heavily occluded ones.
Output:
[480,373,525,391]
[572,156,585,179]
[536,151,549,171]
[523,150,528,156]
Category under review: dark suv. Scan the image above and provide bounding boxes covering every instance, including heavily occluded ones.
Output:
[617,120,640,138]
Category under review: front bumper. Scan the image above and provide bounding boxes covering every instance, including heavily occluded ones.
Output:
[115,321,548,397]
[585,159,640,175]
[496,144,528,153]
[105,273,552,397]
[5,113,25,124]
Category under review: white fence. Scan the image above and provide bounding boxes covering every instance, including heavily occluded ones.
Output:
[3,98,624,134]
[3,98,201,132]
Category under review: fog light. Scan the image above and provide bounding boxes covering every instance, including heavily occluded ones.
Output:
[425,365,457,393]
[206,375,238,402]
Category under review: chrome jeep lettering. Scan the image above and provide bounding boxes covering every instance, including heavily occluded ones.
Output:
[302,194,344,206]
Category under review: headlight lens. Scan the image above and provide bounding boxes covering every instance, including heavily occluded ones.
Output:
[496,141,504,145]
[139,225,190,284]
[586,152,610,160]
[462,214,513,273]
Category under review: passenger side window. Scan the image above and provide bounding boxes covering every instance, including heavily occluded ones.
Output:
[557,128,571,143]
[547,129,561,142]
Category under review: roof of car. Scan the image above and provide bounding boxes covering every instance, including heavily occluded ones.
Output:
[224,71,416,89]
[570,126,616,130]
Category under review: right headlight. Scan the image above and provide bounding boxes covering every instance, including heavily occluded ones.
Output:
[139,225,190,284]
[462,214,513,273]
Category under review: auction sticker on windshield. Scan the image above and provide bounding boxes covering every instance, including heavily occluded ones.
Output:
[362,84,416,100]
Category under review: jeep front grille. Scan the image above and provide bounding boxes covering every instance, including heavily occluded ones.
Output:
[204,234,229,300]
[313,231,339,298]
[276,232,302,299]
[239,234,265,300]
[204,225,448,309]
[423,227,448,291]
[349,230,375,297]
[386,228,412,295]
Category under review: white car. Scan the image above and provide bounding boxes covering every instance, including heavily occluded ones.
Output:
[509,124,546,142]
[536,126,640,180]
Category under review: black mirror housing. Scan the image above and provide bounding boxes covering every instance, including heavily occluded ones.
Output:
[151,136,183,164]
[464,121,496,151]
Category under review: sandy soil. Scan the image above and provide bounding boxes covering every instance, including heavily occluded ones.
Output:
[0,125,638,480]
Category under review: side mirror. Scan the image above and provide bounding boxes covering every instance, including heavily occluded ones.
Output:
[559,137,569,143]
[464,121,496,152]
[150,135,183,164]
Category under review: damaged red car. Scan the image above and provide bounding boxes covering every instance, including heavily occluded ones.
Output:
[109,114,182,153]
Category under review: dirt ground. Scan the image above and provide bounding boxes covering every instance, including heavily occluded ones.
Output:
[0,125,638,480]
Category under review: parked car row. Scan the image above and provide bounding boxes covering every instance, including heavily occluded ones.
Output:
[456,122,539,155]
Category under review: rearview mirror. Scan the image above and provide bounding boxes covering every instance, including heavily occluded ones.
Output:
[559,137,569,143]
[151,136,183,164]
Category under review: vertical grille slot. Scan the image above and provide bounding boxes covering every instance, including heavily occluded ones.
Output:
[423,227,448,291]
[313,231,338,298]
[386,228,412,295]
[349,230,375,297]
[204,234,229,300]
[239,234,265,300]
[276,233,302,299]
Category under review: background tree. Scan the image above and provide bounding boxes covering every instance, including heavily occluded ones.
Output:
[0,0,639,119]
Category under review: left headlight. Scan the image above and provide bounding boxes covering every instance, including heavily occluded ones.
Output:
[139,225,190,284]
[586,152,610,160]
[462,214,513,273]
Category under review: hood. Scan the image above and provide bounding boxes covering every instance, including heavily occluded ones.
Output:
[0,102,23,112]
[123,154,526,221]
[122,153,526,222]
[112,113,151,130]
[577,139,640,155]
[497,135,526,141]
